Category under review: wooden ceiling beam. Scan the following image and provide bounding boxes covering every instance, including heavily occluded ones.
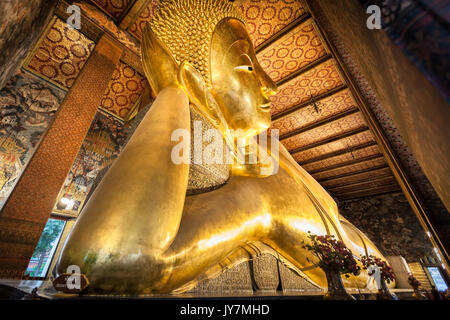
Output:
[276,54,332,87]
[316,164,389,183]
[298,141,378,165]
[272,85,347,121]
[308,153,384,174]
[289,126,370,155]
[279,108,360,141]
[255,12,311,53]
[319,167,392,187]
[335,184,402,201]
[328,175,396,192]
[325,173,393,190]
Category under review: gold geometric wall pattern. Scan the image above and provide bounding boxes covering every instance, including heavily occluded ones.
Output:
[272,89,356,136]
[270,59,344,115]
[282,112,367,151]
[99,61,146,120]
[24,18,95,90]
[257,19,327,82]
[240,0,306,48]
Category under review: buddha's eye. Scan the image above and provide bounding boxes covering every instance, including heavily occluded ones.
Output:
[234,54,254,72]
[234,65,253,72]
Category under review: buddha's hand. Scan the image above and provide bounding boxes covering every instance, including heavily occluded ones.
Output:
[141,23,180,95]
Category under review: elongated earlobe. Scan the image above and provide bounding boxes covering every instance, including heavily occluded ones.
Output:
[178,61,221,127]
[141,23,180,95]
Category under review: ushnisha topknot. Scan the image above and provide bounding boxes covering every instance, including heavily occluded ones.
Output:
[148,0,246,87]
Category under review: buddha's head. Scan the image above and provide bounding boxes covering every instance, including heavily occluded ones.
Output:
[143,0,277,139]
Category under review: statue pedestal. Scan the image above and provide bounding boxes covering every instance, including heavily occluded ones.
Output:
[188,261,253,295]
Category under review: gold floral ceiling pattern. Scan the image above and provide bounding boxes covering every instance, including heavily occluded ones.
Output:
[302,144,381,172]
[99,61,146,120]
[240,0,306,48]
[281,112,366,151]
[292,129,376,161]
[257,19,327,82]
[272,88,355,136]
[24,18,95,90]
[270,59,344,115]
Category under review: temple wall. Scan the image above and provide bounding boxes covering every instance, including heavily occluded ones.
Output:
[338,192,434,262]
[0,0,58,90]
[0,72,66,210]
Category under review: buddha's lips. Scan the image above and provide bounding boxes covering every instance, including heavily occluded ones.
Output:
[260,103,271,112]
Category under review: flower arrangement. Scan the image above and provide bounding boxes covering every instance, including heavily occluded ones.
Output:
[408,273,421,288]
[301,232,361,277]
[361,255,395,283]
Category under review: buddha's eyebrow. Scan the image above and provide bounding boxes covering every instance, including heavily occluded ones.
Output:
[223,39,251,64]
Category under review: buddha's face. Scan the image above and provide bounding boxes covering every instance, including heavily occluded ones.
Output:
[210,18,277,139]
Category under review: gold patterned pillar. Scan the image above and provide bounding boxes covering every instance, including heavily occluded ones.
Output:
[0,34,123,279]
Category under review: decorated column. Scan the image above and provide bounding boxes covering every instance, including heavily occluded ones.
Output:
[0,34,123,279]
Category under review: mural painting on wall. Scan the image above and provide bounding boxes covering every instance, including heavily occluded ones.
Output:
[339,192,434,261]
[0,72,66,210]
[52,111,128,216]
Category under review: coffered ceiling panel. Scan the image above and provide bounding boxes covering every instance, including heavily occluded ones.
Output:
[24,18,95,90]
[282,112,367,151]
[99,61,146,120]
[292,130,376,163]
[91,0,136,21]
[328,175,397,194]
[256,19,327,82]
[302,144,382,172]
[272,88,356,136]
[320,167,392,188]
[313,157,388,181]
[270,59,344,115]
[240,0,306,48]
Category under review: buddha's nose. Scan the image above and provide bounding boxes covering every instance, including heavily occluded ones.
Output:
[258,67,278,99]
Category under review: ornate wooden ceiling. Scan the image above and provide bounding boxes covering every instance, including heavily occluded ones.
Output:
[49,0,402,201]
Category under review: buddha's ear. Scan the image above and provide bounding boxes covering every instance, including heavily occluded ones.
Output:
[178,61,221,127]
[141,23,179,95]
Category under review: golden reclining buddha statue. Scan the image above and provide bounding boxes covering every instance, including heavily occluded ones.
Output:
[56,0,392,294]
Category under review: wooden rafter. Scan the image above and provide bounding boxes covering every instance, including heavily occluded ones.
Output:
[308,153,384,175]
[289,126,369,154]
[279,108,360,141]
[336,184,402,200]
[272,85,347,121]
[327,173,394,190]
[298,141,378,165]
[316,164,389,183]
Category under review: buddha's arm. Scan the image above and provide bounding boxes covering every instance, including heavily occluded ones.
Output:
[56,86,190,277]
